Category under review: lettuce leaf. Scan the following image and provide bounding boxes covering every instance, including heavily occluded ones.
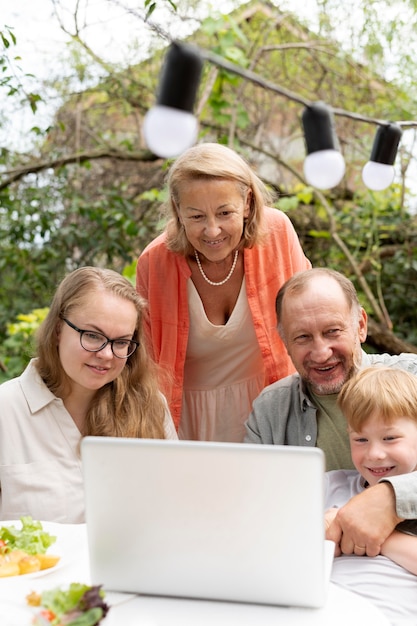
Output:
[39,583,109,626]
[0,516,56,555]
[41,583,92,617]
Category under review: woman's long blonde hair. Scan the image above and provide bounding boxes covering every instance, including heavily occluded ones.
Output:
[36,266,166,439]
[164,142,272,256]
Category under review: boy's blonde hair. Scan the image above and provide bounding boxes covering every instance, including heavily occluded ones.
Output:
[338,366,417,431]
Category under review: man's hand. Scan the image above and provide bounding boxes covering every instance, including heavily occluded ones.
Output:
[326,482,403,557]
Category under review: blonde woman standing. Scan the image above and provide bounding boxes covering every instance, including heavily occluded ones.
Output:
[136,143,310,442]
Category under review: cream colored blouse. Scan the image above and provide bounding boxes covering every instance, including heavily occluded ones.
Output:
[0,359,176,523]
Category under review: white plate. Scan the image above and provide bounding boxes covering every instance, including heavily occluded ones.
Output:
[0,520,77,580]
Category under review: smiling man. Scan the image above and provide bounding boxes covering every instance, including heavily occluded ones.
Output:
[244,268,417,557]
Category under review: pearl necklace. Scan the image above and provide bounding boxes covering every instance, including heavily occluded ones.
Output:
[194,249,239,286]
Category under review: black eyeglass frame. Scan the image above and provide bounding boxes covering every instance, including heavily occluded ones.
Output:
[61,317,139,358]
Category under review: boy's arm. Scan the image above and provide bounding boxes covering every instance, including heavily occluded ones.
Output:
[380,530,417,575]
[324,507,338,532]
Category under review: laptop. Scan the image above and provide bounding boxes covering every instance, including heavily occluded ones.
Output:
[81,437,334,608]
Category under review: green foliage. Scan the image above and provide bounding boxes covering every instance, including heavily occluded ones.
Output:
[122,259,138,286]
[286,183,417,345]
[1,0,417,358]
[0,26,17,92]
[0,27,16,48]
[0,25,41,110]
[0,171,163,342]
[0,308,49,383]
[144,0,178,20]
[200,14,250,129]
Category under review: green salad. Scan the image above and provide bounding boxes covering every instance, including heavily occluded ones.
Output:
[0,516,56,555]
[28,583,110,626]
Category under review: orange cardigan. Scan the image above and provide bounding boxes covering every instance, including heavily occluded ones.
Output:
[136,207,311,430]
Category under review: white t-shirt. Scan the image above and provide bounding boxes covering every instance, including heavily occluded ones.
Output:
[326,469,417,625]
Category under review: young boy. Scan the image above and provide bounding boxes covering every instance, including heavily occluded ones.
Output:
[325,366,417,625]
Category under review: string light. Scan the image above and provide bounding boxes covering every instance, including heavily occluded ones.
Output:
[142,40,409,191]
[301,102,346,190]
[362,123,403,191]
[143,42,203,158]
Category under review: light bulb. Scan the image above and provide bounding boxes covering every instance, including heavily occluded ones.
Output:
[303,149,346,190]
[362,123,402,191]
[301,102,345,189]
[362,161,395,191]
[143,106,199,158]
[143,42,203,158]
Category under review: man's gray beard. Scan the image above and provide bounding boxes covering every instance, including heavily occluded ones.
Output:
[312,379,346,395]
[306,362,358,396]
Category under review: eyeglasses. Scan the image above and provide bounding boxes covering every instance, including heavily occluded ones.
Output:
[61,318,139,358]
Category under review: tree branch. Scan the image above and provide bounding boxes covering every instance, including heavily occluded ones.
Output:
[0,150,158,190]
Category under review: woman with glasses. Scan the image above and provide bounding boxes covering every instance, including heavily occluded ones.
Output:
[0,266,176,523]
[136,143,310,443]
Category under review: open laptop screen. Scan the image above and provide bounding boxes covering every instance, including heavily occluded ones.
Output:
[81,438,331,608]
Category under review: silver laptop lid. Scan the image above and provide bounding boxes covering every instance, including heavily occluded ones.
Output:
[81,438,331,608]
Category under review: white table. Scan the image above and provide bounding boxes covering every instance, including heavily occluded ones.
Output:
[0,523,390,625]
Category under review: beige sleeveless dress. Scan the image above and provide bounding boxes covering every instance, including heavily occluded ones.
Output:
[179,278,265,442]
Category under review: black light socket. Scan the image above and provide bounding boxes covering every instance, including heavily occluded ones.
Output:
[301,101,340,154]
[157,42,203,112]
[370,123,402,164]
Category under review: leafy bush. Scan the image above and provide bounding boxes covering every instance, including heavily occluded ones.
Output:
[0,308,49,383]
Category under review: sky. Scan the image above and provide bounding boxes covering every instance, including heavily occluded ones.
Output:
[2,0,155,149]
[5,0,143,67]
